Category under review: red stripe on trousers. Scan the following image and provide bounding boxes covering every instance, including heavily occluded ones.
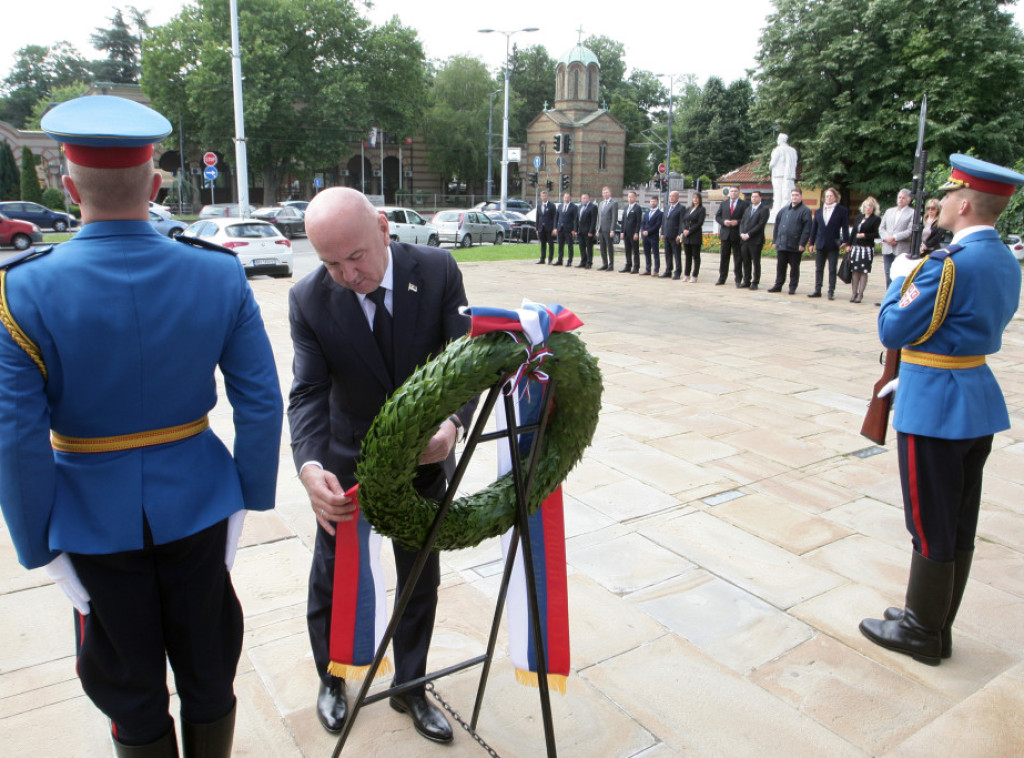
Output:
[907,434,929,558]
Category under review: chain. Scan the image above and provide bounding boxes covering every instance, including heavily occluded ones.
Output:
[426,682,502,758]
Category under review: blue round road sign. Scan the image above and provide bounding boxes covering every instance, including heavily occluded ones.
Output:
[204,166,218,181]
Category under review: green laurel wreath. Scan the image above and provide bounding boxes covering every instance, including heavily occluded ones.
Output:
[357,330,602,551]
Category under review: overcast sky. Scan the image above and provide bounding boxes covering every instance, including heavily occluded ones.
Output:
[4,1,1024,91]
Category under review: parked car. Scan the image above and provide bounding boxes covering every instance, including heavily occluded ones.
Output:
[197,203,256,220]
[484,210,536,242]
[149,210,186,238]
[473,199,532,213]
[181,218,293,278]
[379,206,440,246]
[0,212,43,250]
[149,201,172,219]
[0,201,78,232]
[279,200,309,213]
[430,210,504,247]
[252,205,306,239]
[1003,233,1024,260]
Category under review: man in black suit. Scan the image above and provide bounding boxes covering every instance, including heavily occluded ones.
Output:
[535,190,557,264]
[577,192,598,269]
[738,191,770,289]
[619,190,643,273]
[807,186,850,299]
[641,196,663,276]
[553,191,578,266]
[715,186,748,285]
[660,190,684,279]
[288,188,475,745]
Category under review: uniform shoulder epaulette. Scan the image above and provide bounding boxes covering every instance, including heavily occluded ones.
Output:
[928,243,962,262]
[174,235,237,257]
[0,246,54,271]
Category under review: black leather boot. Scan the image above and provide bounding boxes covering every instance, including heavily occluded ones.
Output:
[113,725,179,757]
[182,703,235,758]
[883,549,973,659]
[860,551,954,665]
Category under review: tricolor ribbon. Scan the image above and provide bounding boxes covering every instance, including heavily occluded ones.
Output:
[328,484,391,681]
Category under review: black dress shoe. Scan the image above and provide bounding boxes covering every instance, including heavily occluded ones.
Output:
[749,284,758,290]
[390,693,453,744]
[597,264,607,271]
[575,262,586,268]
[715,279,726,285]
[553,260,563,266]
[828,291,835,300]
[631,267,639,274]
[619,266,630,273]
[808,291,821,298]
[672,271,681,280]
[738,281,750,288]
[317,678,347,734]
[767,286,782,293]
[535,259,545,264]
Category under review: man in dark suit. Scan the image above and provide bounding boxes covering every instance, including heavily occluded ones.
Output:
[553,191,578,266]
[535,190,557,264]
[596,186,619,271]
[715,186,748,285]
[619,190,643,273]
[577,192,598,269]
[288,188,475,745]
[738,191,770,289]
[660,190,684,279]
[641,196,663,276]
[807,187,850,299]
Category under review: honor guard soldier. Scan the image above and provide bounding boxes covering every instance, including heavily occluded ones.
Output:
[860,154,1023,665]
[0,96,283,756]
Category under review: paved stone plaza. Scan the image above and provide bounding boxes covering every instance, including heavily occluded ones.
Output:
[2,257,1022,756]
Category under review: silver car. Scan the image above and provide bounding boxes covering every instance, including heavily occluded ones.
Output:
[149,210,186,238]
[429,210,504,248]
[379,207,440,247]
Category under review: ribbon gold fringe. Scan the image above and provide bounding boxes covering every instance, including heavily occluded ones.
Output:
[514,668,568,695]
[327,657,393,681]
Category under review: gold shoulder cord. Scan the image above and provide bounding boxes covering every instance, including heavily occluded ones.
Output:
[899,251,956,346]
[0,269,48,380]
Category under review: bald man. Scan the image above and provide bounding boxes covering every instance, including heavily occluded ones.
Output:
[288,188,474,744]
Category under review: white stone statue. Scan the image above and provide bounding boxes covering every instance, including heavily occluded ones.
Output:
[768,133,798,223]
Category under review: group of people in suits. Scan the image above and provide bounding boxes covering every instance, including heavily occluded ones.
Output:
[535,186,621,270]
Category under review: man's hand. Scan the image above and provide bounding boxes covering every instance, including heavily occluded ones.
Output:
[225,509,246,571]
[741,233,749,241]
[45,553,91,615]
[420,419,457,465]
[301,465,357,536]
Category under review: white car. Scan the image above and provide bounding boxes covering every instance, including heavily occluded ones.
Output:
[181,218,293,278]
[1004,233,1024,260]
[379,206,440,247]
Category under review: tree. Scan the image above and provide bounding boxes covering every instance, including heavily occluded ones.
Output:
[675,77,756,182]
[506,44,556,144]
[0,42,92,128]
[91,7,149,83]
[611,70,668,186]
[0,142,20,201]
[20,147,43,203]
[582,36,627,107]
[26,82,90,129]
[752,0,1024,200]
[422,56,493,191]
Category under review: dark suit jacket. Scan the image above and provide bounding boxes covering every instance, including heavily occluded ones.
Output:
[809,205,850,251]
[288,242,472,489]
[850,213,882,248]
[555,202,578,234]
[681,204,706,243]
[536,200,556,233]
[642,207,663,236]
[662,202,684,239]
[739,203,770,246]
[622,202,643,237]
[578,202,598,236]
[715,198,748,241]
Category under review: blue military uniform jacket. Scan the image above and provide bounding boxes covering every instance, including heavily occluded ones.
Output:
[879,227,1020,439]
[0,220,283,569]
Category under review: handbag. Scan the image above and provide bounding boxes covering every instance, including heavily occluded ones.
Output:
[838,252,852,284]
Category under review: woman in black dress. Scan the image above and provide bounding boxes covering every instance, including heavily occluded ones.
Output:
[848,196,881,302]
[681,193,706,282]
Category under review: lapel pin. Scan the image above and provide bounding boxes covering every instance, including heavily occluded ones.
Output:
[408,283,418,292]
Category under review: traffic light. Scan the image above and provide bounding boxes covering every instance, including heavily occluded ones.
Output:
[563,134,572,153]
[553,134,562,153]
[661,178,668,191]
[561,174,570,191]
[528,171,539,186]
[546,180,553,191]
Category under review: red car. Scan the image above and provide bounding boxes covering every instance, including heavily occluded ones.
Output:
[0,212,44,251]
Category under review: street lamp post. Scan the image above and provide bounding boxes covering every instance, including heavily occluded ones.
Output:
[479,27,539,212]
[486,88,502,202]
[655,73,681,208]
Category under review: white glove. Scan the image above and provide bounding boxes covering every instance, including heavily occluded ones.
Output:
[44,553,91,615]
[889,253,919,281]
[225,509,247,571]
[878,377,899,398]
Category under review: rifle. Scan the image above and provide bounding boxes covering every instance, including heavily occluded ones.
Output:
[860,95,928,445]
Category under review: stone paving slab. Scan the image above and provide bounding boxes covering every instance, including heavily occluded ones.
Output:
[2,258,1023,756]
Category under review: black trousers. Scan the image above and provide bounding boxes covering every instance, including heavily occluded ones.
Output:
[308,523,440,697]
[813,247,840,293]
[719,236,742,282]
[774,249,802,291]
[642,235,660,272]
[71,519,241,746]
[740,239,764,285]
[663,237,681,273]
[897,432,992,562]
[622,232,639,270]
[555,232,574,263]
[684,244,702,277]
[536,228,552,260]
[598,230,615,267]
[579,234,595,267]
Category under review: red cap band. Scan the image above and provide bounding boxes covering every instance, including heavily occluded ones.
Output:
[949,168,1016,197]
[64,143,154,168]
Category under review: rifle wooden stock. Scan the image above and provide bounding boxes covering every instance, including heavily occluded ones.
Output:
[861,349,900,445]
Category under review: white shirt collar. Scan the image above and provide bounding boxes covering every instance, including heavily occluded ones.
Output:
[951,224,994,243]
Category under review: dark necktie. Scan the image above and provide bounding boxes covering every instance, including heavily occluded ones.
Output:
[368,287,393,380]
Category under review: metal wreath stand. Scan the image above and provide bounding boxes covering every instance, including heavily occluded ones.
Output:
[330,374,561,757]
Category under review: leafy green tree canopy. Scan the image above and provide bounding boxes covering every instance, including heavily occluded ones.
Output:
[91,7,149,83]
[20,147,43,203]
[422,56,494,190]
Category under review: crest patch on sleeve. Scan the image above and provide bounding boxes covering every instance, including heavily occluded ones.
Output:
[899,284,920,308]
